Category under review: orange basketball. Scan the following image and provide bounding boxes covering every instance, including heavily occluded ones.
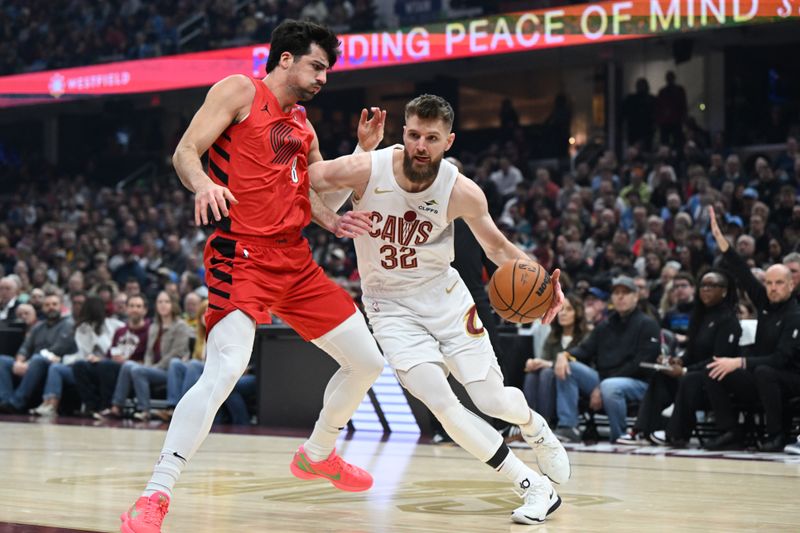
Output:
[488,259,554,323]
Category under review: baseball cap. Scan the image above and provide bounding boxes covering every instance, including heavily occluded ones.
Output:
[725,214,744,228]
[743,187,759,199]
[586,287,609,301]
[611,275,637,292]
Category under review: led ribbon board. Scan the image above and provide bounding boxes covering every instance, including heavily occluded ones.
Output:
[0,0,797,106]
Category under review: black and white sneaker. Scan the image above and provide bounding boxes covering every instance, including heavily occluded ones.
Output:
[554,426,582,443]
[648,430,668,446]
[784,436,800,455]
[511,475,562,525]
[615,430,649,446]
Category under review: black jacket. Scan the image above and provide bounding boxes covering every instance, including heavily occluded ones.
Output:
[452,219,495,298]
[722,248,800,371]
[683,304,741,371]
[568,308,661,380]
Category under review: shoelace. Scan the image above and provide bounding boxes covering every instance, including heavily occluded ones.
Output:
[325,454,360,475]
[527,429,563,461]
[142,497,169,524]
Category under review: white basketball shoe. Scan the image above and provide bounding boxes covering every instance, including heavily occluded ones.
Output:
[511,475,562,524]
[522,411,571,484]
[784,436,800,455]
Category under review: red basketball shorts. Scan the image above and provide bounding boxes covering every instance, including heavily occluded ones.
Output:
[203,231,357,340]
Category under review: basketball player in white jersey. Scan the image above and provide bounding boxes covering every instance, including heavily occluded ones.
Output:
[311,94,569,525]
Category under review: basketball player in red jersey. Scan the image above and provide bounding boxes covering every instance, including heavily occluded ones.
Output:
[120,20,387,532]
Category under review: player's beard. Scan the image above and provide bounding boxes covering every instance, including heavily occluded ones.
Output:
[403,149,441,184]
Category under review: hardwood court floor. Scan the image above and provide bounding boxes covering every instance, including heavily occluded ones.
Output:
[1,421,799,532]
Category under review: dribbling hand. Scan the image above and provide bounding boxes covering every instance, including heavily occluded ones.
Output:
[357,107,387,152]
[540,269,564,325]
[195,182,239,226]
[334,210,373,239]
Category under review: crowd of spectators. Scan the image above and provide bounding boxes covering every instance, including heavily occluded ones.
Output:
[0,0,383,75]
[0,59,799,447]
[481,81,800,451]
[0,0,606,76]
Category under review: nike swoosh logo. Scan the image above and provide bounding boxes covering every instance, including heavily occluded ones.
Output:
[374,187,393,194]
[297,452,342,481]
[445,281,458,294]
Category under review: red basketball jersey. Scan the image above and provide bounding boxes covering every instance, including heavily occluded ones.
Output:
[207,78,315,237]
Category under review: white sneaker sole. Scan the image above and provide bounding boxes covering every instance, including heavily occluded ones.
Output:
[511,492,562,525]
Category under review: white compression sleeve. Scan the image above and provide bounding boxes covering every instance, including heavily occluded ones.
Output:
[397,363,503,462]
[463,368,538,429]
[144,310,255,497]
[303,311,384,461]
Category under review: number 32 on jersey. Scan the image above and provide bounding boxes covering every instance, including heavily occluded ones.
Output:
[380,245,417,269]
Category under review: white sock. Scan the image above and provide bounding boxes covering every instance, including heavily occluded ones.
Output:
[520,409,545,437]
[144,450,187,498]
[496,448,540,490]
[303,419,341,462]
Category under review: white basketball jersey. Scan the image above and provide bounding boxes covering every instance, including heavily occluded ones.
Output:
[353,145,458,297]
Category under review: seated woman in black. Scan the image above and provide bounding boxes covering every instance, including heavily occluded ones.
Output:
[643,270,741,445]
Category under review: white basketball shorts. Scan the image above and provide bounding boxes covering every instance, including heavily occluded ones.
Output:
[362,268,501,384]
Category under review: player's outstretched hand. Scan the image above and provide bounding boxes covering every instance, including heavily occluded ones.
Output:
[540,268,564,325]
[357,107,387,152]
[334,210,373,239]
[195,182,238,226]
[708,206,729,253]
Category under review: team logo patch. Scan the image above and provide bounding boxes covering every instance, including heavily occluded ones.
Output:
[463,305,485,337]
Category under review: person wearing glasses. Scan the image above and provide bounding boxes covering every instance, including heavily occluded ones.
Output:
[636,270,741,446]
[661,272,695,345]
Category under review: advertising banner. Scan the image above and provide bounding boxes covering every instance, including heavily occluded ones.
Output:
[0,0,797,106]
